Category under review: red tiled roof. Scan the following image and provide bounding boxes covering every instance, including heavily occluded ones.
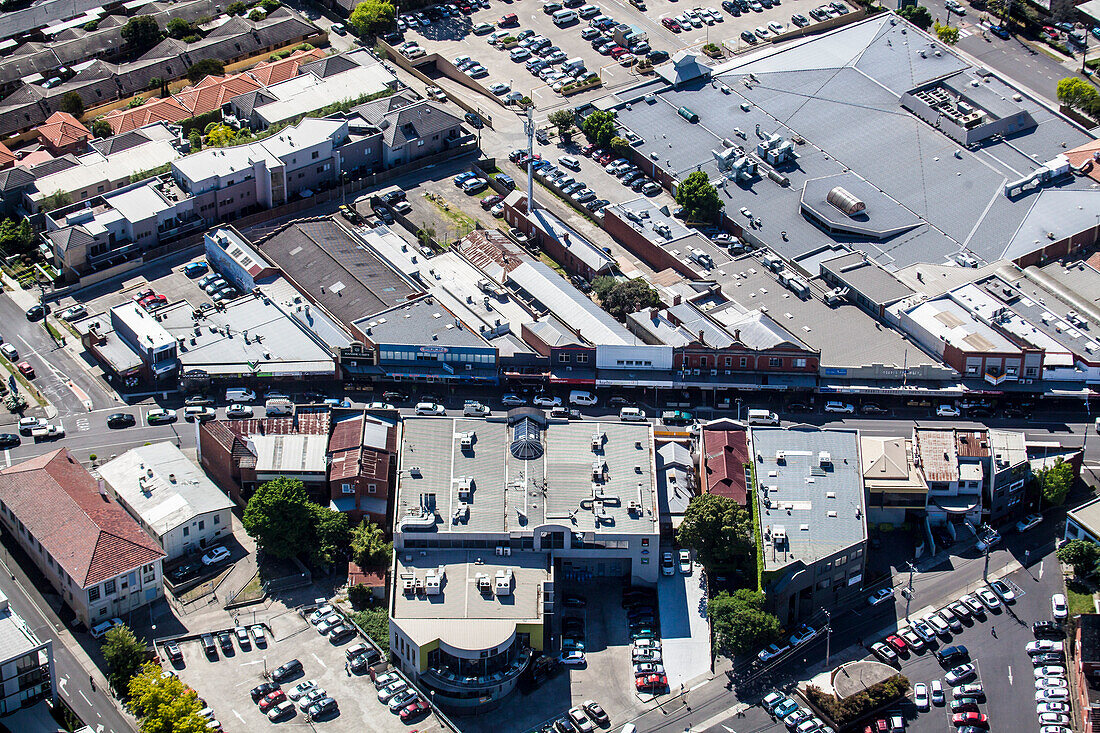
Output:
[702,429,749,504]
[248,47,327,86]
[0,142,14,169]
[174,73,263,117]
[0,449,164,588]
[1064,139,1100,185]
[103,96,192,134]
[37,111,90,149]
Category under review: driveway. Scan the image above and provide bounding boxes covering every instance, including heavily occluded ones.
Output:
[658,561,711,689]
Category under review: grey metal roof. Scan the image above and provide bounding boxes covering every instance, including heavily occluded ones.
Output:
[752,427,867,572]
[819,251,915,306]
[358,295,491,350]
[506,261,631,346]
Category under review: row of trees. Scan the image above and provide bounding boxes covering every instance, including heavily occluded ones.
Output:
[1057,77,1100,121]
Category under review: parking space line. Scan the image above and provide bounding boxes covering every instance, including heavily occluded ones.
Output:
[311,653,328,669]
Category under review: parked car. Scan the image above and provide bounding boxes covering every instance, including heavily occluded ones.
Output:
[201,546,230,565]
[107,412,136,428]
[272,659,303,681]
[1051,594,1068,620]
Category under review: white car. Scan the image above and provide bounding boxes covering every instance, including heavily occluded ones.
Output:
[975,586,1001,610]
[758,642,789,662]
[286,680,318,700]
[1051,593,1068,620]
[532,395,562,408]
[414,402,446,416]
[930,680,943,705]
[867,588,893,606]
[1016,513,1042,532]
[501,394,527,406]
[201,546,230,565]
[226,404,254,418]
[960,594,985,615]
[913,683,929,710]
[560,651,586,666]
[678,549,692,574]
[309,605,335,624]
[824,401,854,413]
[922,613,950,637]
[1034,666,1066,678]
[989,580,1015,603]
[936,403,961,417]
[1039,713,1070,726]
[1037,702,1069,714]
[488,82,511,95]
[250,625,267,646]
[768,20,784,33]
[944,663,976,684]
[1036,688,1070,702]
[1035,677,1068,690]
[661,552,674,576]
[1027,640,1064,655]
[366,402,396,410]
[61,304,87,320]
[377,680,408,702]
[146,408,177,424]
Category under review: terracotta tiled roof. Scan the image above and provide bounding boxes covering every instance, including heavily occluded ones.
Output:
[1064,139,1100,185]
[175,73,263,116]
[0,449,164,588]
[702,429,749,504]
[103,96,192,134]
[247,47,326,86]
[37,111,91,150]
[0,143,15,170]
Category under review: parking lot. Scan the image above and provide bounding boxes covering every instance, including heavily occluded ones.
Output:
[394,0,855,116]
[56,256,220,318]
[165,610,439,733]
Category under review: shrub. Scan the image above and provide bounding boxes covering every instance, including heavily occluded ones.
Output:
[806,675,910,725]
[348,583,373,609]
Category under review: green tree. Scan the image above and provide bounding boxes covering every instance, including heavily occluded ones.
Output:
[186,58,225,83]
[1037,458,1073,506]
[226,1,247,14]
[309,503,350,567]
[348,0,396,36]
[42,190,72,211]
[187,129,202,151]
[242,477,314,558]
[547,109,575,140]
[675,170,721,222]
[351,607,390,653]
[91,118,113,138]
[204,123,237,147]
[1057,538,1099,576]
[249,8,265,19]
[102,624,147,694]
[128,662,208,733]
[59,91,84,118]
[83,19,99,30]
[898,4,933,30]
[581,109,617,147]
[708,589,781,656]
[608,135,629,153]
[166,18,193,39]
[350,519,392,568]
[677,493,753,569]
[933,21,959,44]
[261,0,281,10]
[595,278,660,320]
[121,16,162,52]
[0,218,36,253]
[591,275,617,300]
[1057,77,1098,111]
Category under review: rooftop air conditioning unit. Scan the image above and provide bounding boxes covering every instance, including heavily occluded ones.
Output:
[460,432,474,450]
[776,450,786,461]
[818,451,831,466]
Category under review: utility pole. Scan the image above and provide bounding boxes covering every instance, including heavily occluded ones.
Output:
[524,105,536,214]
[823,609,832,667]
[905,561,916,620]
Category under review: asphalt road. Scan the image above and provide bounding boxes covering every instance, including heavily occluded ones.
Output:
[0,533,133,733]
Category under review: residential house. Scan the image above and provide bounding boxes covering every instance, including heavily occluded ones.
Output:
[35,112,90,156]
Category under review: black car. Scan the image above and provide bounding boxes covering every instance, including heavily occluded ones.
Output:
[785,402,813,412]
[934,645,969,665]
[251,681,280,702]
[164,641,183,664]
[201,633,217,659]
[168,562,200,583]
[306,696,338,719]
[329,625,356,644]
[24,305,44,321]
[563,594,587,608]
[464,112,484,129]
[381,190,407,205]
[382,31,403,43]
[554,717,578,733]
[860,403,889,415]
[382,391,409,403]
[0,434,19,448]
[107,413,136,428]
[184,394,215,406]
[1033,621,1064,638]
[349,650,380,673]
[218,631,234,653]
[272,658,303,681]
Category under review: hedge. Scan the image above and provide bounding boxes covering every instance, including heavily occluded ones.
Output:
[805,674,910,726]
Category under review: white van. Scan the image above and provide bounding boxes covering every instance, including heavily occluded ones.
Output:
[578,3,600,17]
[569,390,598,406]
[225,387,256,403]
[558,155,581,171]
[265,399,294,417]
[619,406,647,422]
[620,725,637,733]
[0,343,17,360]
[184,406,216,422]
[562,56,586,71]
[553,8,578,24]
[746,409,779,425]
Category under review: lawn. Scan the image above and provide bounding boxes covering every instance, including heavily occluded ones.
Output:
[1066,580,1096,615]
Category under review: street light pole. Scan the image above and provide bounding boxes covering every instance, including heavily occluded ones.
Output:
[823,609,832,667]
[905,561,916,620]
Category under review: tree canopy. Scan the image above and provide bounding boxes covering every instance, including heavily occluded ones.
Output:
[1057,538,1098,576]
[128,662,209,733]
[350,519,393,568]
[581,110,617,147]
[309,503,350,567]
[897,4,932,29]
[675,171,721,222]
[1057,77,1098,113]
[166,18,194,39]
[102,624,147,694]
[1037,458,1073,506]
[243,477,314,558]
[677,493,753,568]
[708,589,781,656]
[933,21,959,44]
[0,218,36,254]
[548,109,575,139]
[595,278,661,320]
[121,16,162,52]
[349,0,396,36]
[186,58,225,83]
[60,91,84,118]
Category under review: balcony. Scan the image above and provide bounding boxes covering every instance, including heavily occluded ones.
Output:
[422,647,531,693]
[983,368,1017,386]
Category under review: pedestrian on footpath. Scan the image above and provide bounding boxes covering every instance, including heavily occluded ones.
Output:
[990,625,996,637]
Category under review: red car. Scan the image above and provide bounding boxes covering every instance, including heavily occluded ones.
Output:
[140,294,167,310]
[635,674,667,691]
[951,712,988,726]
[885,634,906,652]
[874,719,888,733]
[16,362,33,378]
[598,151,614,164]
[499,12,518,24]
[258,690,286,712]
[481,194,504,210]
[399,698,430,721]
[1041,25,1059,42]
[609,46,627,58]
[582,144,597,156]
[662,17,681,31]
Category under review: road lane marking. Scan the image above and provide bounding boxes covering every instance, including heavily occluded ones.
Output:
[311,653,328,668]
[79,690,91,706]
[1007,665,1012,684]
[3,450,8,468]
[1039,560,1044,579]
[234,711,247,724]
